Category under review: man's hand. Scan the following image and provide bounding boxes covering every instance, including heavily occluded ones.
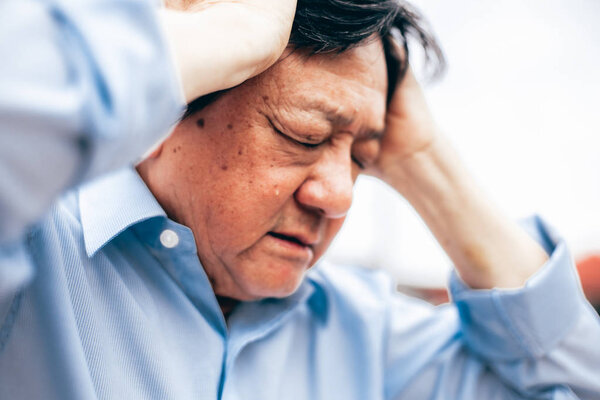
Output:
[367,68,440,189]
[369,65,548,290]
[160,0,297,102]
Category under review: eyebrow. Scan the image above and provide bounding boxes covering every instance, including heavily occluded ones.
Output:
[305,100,385,141]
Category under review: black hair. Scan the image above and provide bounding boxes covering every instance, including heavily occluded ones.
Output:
[184,0,444,118]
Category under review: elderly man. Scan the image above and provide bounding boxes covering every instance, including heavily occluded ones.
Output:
[1,0,599,399]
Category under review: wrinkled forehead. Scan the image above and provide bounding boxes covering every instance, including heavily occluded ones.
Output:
[249,40,389,127]
[182,39,391,122]
[268,40,388,98]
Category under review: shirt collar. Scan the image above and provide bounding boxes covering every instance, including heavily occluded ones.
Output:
[79,167,166,257]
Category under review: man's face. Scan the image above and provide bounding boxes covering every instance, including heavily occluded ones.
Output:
[139,40,388,300]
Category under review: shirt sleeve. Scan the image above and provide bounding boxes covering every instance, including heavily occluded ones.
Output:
[0,0,186,244]
[385,216,600,399]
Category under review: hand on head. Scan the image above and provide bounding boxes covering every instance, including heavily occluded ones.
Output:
[366,66,441,190]
[160,0,298,102]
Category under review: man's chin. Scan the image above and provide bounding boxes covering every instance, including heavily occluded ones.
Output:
[213,250,321,301]
[229,269,308,301]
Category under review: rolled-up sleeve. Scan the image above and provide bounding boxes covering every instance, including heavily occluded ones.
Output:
[449,216,600,398]
[0,0,185,243]
[385,216,600,399]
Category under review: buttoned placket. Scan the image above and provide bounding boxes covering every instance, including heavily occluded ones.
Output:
[133,216,318,400]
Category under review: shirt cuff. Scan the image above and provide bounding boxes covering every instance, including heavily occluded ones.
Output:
[449,215,587,361]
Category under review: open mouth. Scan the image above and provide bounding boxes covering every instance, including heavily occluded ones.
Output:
[267,232,307,247]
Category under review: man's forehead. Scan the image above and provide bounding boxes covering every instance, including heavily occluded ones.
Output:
[260,41,388,132]
[275,40,387,88]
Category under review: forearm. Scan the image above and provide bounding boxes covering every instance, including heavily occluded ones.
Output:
[387,135,548,289]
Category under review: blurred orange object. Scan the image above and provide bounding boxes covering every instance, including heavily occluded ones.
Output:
[576,255,600,306]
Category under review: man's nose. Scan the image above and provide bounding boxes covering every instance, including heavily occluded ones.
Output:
[294,151,354,219]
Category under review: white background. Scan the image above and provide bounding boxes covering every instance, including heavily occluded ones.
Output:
[325,0,600,287]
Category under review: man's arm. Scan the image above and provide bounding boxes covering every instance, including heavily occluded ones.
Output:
[0,0,296,244]
[0,0,182,243]
[374,68,600,398]
[371,70,548,290]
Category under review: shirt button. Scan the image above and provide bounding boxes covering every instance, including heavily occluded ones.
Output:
[160,229,179,249]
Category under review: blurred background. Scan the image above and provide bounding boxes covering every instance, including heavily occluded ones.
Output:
[324,0,600,307]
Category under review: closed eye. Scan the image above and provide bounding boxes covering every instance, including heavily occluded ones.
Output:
[296,140,321,149]
[265,114,323,149]
[351,155,365,169]
[265,113,368,168]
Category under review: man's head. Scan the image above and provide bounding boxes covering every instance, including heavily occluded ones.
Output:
[183,0,443,118]
[137,0,442,301]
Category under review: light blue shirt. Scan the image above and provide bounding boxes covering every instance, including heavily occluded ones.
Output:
[1,1,599,398]
[1,167,599,399]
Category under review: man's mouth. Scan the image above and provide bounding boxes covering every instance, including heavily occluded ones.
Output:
[267,232,312,248]
[265,231,317,262]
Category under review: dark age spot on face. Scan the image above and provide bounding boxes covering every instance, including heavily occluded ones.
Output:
[197,118,205,128]
[238,149,243,155]
[227,123,233,130]
[262,96,269,101]
[221,164,228,171]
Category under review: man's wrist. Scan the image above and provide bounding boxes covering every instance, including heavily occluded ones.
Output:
[379,134,465,205]
[380,136,548,289]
